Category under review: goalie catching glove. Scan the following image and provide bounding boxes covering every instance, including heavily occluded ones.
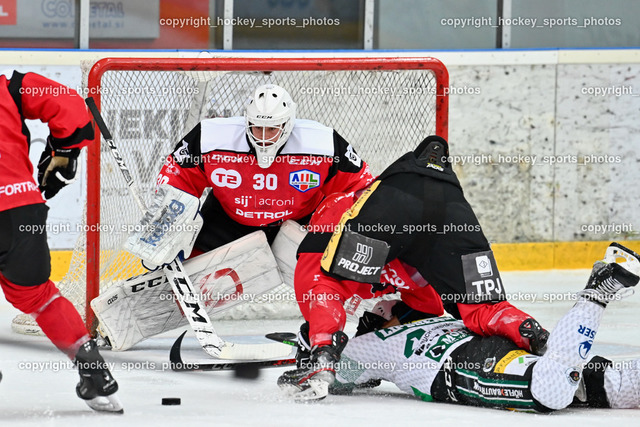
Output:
[37,136,81,199]
[125,184,203,269]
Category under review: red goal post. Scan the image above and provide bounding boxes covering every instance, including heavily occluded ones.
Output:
[79,56,449,332]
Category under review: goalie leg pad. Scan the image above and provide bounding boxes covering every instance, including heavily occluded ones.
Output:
[92,231,283,350]
[271,220,307,288]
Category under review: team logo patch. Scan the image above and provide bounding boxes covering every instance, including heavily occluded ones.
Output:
[211,168,241,189]
[173,140,190,163]
[566,368,581,385]
[461,251,506,303]
[345,144,362,167]
[483,357,496,372]
[475,255,493,277]
[578,340,593,359]
[289,169,320,192]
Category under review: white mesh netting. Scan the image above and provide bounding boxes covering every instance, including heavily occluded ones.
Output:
[12,57,445,335]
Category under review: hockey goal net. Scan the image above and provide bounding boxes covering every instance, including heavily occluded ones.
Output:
[12,56,448,335]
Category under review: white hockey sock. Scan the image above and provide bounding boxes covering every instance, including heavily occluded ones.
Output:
[531,300,604,409]
[603,359,640,408]
[546,300,604,365]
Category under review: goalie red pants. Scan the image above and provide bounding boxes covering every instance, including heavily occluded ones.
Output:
[192,191,313,255]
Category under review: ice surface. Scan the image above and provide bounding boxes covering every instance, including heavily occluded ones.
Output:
[1,270,639,426]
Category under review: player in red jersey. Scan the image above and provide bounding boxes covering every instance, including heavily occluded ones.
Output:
[0,71,122,412]
[278,135,550,400]
[94,84,374,350]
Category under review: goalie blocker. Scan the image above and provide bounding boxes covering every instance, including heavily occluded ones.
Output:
[93,221,307,351]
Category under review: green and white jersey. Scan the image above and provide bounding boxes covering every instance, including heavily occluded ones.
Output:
[335,316,474,401]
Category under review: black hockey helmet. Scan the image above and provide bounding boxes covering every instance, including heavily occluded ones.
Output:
[413,135,450,170]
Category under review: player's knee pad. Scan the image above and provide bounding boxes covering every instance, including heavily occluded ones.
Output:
[531,357,582,410]
[0,276,59,315]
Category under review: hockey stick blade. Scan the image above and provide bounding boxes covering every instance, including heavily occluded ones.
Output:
[170,331,295,371]
[265,332,298,347]
[162,259,224,358]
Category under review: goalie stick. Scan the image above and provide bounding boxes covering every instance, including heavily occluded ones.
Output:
[85,97,292,361]
[265,332,298,346]
[170,331,296,371]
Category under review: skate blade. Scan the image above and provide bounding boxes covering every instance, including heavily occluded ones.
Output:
[279,380,329,401]
[605,242,640,276]
[85,393,124,413]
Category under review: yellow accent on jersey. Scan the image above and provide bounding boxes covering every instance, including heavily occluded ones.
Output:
[494,349,530,374]
[321,180,381,272]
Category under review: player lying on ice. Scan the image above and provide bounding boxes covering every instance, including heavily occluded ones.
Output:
[92,84,373,351]
[278,135,556,399]
[324,243,640,412]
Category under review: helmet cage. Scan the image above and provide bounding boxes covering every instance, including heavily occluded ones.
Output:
[245,84,296,168]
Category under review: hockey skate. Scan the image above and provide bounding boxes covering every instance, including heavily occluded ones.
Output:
[578,242,640,307]
[278,331,348,401]
[74,339,123,413]
[293,321,312,368]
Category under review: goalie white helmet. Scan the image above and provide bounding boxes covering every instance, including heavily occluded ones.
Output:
[245,84,297,168]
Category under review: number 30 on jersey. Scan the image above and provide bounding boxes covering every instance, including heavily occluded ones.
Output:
[253,173,277,190]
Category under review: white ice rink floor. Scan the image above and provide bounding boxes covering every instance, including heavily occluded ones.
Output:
[1,269,639,427]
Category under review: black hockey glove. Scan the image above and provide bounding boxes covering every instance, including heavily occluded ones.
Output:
[37,137,81,200]
[355,311,387,337]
